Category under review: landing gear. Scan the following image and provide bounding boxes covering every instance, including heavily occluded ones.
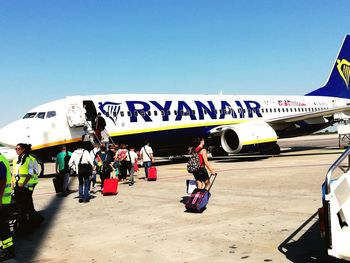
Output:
[260,144,280,155]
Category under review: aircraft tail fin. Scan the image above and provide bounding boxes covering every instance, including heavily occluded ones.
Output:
[306,35,350,99]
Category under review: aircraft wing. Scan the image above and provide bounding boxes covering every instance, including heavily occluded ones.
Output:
[267,105,350,124]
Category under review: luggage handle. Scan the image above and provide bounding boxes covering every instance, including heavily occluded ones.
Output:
[207,173,217,192]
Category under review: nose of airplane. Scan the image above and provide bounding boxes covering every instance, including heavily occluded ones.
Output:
[0,120,31,148]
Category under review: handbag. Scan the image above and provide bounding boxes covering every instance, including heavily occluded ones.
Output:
[78,150,93,176]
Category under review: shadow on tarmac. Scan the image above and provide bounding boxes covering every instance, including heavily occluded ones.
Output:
[13,175,79,262]
[278,212,347,263]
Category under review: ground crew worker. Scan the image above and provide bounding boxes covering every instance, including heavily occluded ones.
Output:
[13,143,43,232]
[0,153,15,261]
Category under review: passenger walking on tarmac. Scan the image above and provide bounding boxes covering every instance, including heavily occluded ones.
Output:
[13,143,44,230]
[68,148,94,203]
[90,144,100,189]
[107,144,117,177]
[140,141,154,180]
[117,144,129,182]
[55,145,72,196]
[127,146,138,186]
[94,112,106,142]
[95,145,113,189]
[191,137,216,190]
[0,153,15,261]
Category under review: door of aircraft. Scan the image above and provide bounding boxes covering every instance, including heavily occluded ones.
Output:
[83,100,97,128]
[65,96,85,127]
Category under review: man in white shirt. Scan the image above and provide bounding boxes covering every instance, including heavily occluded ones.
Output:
[140,141,154,180]
[68,148,94,203]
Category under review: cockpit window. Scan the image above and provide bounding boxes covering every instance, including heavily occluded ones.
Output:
[47,111,56,118]
[23,112,37,119]
[36,112,46,119]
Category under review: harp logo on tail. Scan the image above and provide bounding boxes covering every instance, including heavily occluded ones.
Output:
[98,101,122,125]
[337,59,350,89]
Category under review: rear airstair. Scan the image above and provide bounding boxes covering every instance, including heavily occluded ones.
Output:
[319,147,350,260]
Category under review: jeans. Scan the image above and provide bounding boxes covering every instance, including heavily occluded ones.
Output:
[78,174,90,201]
[59,170,70,195]
[143,161,152,178]
[129,165,135,184]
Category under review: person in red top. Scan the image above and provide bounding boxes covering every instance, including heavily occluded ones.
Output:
[192,137,216,190]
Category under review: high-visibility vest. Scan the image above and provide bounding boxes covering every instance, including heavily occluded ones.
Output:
[13,155,36,191]
[0,155,12,205]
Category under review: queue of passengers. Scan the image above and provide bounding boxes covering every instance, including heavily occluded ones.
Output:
[55,141,154,203]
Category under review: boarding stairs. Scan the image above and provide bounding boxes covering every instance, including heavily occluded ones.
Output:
[82,121,117,147]
[320,147,350,260]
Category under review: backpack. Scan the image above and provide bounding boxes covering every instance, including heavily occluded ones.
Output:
[187,152,200,173]
[64,151,71,172]
[118,150,127,161]
[101,153,112,174]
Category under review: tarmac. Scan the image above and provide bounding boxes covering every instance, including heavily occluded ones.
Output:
[6,133,350,262]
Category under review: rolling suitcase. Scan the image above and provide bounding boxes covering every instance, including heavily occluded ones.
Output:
[148,167,157,181]
[102,178,119,195]
[185,174,217,212]
[52,178,62,193]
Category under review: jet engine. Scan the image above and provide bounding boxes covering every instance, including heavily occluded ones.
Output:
[210,121,278,154]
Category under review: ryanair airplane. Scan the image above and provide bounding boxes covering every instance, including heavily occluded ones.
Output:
[1,35,350,162]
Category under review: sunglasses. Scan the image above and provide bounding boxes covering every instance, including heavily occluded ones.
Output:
[15,147,23,150]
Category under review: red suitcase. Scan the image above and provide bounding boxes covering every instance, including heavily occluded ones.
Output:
[102,178,119,195]
[148,167,157,181]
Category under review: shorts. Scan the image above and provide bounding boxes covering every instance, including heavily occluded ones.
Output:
[193,167,209,182]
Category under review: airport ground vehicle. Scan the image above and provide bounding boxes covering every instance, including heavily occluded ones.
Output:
[319,147,350,260]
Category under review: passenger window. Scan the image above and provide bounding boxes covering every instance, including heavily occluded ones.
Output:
[204,110,208,114]
[113,112,117,117]
[192,110,196,115]
[167,110,171,115]
[127,111,131,117]
[36,112,46,119]
[161,110,165,116]
[134,111,138,116]
[47,111,56,118]
[174,110,178,115]
[120,111,124,117]
[147,111,151,116]
[154,111,158,116]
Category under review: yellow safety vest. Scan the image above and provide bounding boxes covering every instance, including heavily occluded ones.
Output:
[0,155,12,205]
[13,155,36,191]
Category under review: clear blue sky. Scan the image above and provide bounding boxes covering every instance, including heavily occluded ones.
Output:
[0,0,349,127]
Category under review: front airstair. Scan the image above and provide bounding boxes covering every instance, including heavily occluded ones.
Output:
[82,121,116,147]
[320,147,350,260]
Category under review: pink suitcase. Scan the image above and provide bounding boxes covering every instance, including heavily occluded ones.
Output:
[102,178,119,195]
[148,167,157,181]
